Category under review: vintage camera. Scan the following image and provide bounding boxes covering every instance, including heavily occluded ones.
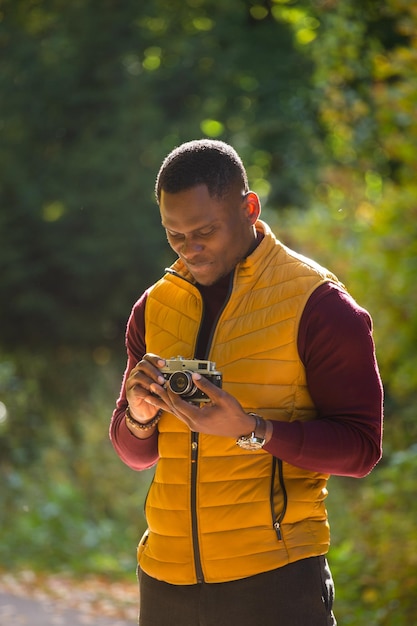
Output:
[161,356,222,404]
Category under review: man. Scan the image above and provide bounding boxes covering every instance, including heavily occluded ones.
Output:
[110,139,383,626]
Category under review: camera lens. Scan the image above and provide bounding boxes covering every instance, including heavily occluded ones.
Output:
[168,370,195,396]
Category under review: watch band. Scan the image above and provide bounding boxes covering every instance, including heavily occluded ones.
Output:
[251,413,267,441]
[236,413,267,450]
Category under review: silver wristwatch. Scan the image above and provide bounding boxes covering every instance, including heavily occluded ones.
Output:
[236,413,267,451]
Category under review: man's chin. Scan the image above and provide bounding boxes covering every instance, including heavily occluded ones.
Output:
[194,271,230,287]
[188,264,216,285]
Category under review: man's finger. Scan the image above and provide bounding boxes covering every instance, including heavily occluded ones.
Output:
[191,372,224,398]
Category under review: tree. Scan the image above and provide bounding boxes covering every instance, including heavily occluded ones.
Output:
[277,0,417,414]
[0,0,317,355]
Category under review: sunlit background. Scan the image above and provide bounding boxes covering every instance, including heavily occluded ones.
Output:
[1,1,416,624]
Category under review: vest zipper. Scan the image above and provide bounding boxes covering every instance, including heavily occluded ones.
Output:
[190,432,204,582]
[271,457,287,541]
[188,272,234,584]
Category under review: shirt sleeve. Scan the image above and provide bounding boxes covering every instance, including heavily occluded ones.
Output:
[109,290,160,471]
[263,282,383,477]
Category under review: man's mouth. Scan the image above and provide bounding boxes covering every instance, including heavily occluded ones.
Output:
[184,259,212,270]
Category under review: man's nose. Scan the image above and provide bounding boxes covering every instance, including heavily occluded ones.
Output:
[180,238,204,257]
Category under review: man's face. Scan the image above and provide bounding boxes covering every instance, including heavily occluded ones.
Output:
[160,184,259,286]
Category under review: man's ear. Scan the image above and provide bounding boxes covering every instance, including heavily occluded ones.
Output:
[245,191,261,224]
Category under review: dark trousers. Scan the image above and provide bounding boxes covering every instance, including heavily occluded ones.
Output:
[138,556,336,626]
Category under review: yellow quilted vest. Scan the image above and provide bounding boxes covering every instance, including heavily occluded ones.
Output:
[139,221,342,584]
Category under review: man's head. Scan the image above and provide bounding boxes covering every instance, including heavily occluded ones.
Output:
[155,139,249,202]
[156,140,261,286]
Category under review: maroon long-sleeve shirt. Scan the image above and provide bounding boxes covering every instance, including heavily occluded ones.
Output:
[110,279,383,478]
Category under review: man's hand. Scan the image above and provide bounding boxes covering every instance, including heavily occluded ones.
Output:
[125,353,168,422]
[146,371,257,439]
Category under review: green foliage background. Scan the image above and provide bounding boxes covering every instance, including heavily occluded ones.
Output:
[1,0,416,623]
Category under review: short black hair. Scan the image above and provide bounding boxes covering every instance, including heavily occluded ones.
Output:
[155,139,249,201]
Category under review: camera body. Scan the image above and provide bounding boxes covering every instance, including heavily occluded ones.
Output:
[161,356,222,404]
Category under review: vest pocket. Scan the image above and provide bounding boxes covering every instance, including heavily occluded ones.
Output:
[270,457,287,541]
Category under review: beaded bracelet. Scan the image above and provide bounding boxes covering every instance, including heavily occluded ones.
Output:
[125,406,162,431]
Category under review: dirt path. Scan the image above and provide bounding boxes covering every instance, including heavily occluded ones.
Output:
[0,592,134,625]
[0,572,137,626]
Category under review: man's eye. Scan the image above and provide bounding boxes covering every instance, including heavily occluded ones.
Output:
[198,228,215,237]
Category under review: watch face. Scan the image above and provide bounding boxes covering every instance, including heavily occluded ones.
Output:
[236,435,265,450]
